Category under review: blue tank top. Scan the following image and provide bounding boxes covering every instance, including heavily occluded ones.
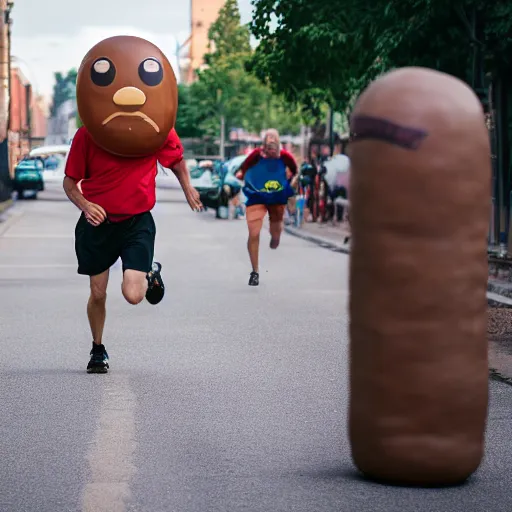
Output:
[243,157,295,206]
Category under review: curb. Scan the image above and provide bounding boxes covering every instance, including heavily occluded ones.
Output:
[487,279,512,301]
[0,199,13,215]
[0,202,24,237]
[287,222,512,385]
[285,226,512,308]
[284,225,350,254]
[487,290,512,308]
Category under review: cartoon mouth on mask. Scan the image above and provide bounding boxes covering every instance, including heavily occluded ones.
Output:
[102,111,160,133]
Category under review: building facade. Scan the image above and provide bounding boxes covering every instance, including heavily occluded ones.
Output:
[8,66,48,174]
[0,0,12,204]
[180,0,225,84]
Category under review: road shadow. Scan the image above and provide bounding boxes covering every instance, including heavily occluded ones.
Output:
[297,465,362,482]
[295,464,476,490]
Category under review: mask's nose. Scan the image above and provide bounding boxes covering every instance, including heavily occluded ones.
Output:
[113,86,146,106]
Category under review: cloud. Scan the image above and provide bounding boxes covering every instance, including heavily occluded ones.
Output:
[11,25,180,99]
[10,0,256,101]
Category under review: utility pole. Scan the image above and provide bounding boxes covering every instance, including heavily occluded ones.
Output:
[328,106,335,157]
[25,82,31,150]
[217,88,225,159]
[220,114,225,160]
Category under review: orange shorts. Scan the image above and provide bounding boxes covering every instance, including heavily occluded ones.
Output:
[246,204,286,224]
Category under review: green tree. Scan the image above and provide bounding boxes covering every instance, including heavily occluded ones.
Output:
[175,84,205,138]
[249,0,512,107]
[249,0,512,246]
[186,0,303,138]
[204,0,251,66]
[50,68,78,117]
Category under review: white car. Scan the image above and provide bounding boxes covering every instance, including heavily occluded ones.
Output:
[155,159,198,189]
[155,162,180,189]
[29,144,70,186]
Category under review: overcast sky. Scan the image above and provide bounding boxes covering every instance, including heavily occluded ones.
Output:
[10,0,254,100]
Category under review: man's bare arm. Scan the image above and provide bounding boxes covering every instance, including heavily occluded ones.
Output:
[63,176,89,211]
[170,158,191,188]
[63,176,106,225]
[171,159,203,211]
[237,149,260,179]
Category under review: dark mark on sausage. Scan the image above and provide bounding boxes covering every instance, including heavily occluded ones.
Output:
[350,115,428,150]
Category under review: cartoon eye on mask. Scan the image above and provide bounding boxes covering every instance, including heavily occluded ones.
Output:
[139,58,163,86]
[91,58,116,87]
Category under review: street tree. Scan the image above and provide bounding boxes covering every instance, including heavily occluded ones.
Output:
[249,0,512,252]
[50,68,78,117]
[184,0,303,138]
[175,84,205,138]
[249,0,512,108]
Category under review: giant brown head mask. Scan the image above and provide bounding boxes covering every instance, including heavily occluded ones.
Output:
[76,35,178,157]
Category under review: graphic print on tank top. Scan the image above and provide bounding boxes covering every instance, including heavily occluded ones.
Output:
[243,157,295,206]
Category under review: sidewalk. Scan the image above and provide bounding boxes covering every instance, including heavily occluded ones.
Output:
[0,198,12,215]
[284,220,351,253]
[285,221,512,303]
[285,219,512,383]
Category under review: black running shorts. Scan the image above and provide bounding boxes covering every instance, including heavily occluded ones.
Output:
[74,211,156,276]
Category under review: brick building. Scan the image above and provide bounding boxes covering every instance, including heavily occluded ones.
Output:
[7,66,47,174]
[0,0,12,203]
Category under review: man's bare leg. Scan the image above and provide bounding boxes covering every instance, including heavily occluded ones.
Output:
[269,205,286,249]
[87,270,110,373]
[269,221,283,249]
[88,270,109,345]
[247,220,263,273]
[121,269,148,305]
[245,205,266,286]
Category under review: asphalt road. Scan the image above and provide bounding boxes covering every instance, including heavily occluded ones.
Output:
[1,187,512,512]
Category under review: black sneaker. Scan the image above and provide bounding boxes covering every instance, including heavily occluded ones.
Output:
[248,271,259,286]
[87,343,109,374]
[146,261,165,305]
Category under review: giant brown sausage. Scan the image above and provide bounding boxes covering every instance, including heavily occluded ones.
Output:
[348,67,490,486]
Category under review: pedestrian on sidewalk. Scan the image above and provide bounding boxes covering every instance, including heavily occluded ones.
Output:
[63,36,203,374]
[236,129,297,286]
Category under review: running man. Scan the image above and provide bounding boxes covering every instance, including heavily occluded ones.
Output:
[64,35,203,373]
[236,129,298,286]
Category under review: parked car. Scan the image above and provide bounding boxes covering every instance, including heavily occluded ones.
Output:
[189,160,229,218]
[13,158,45,199]
[189,156,247,218]
[155,162,180,189]
[29,144,70,188]
[223,155,246,196]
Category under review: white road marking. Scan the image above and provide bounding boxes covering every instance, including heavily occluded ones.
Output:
[82,375,137,512]
[1,234,74,238]
[0,264,76,268]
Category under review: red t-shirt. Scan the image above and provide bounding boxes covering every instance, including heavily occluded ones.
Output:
[239,147,298,178]
[65,127,184,222]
